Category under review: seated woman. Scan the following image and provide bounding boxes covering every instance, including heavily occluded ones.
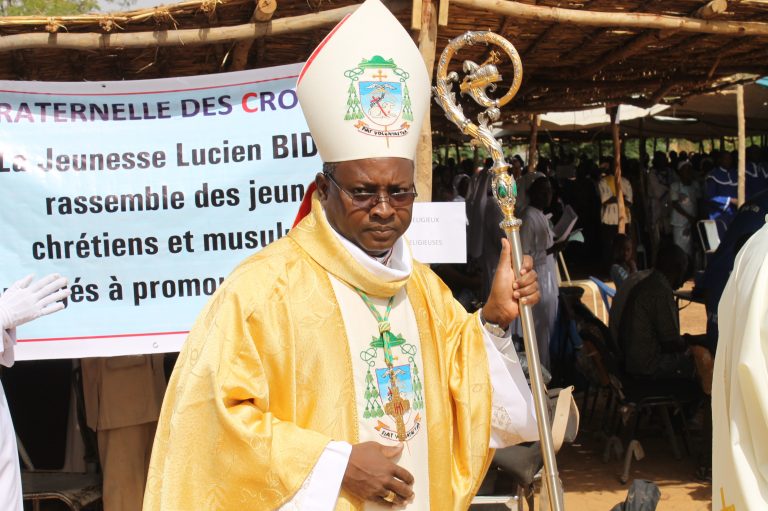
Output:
[609,233,637,289]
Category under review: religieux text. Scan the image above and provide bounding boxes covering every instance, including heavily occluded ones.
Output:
[0,132,317,173]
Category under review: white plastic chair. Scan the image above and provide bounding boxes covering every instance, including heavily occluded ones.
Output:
[557,252,608,324]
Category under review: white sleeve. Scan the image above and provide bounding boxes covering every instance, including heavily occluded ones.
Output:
[598,179,611,202]
[624,178,633,203]
[278,440,352,511]
[479,316,539,448]
[0,318,16,368]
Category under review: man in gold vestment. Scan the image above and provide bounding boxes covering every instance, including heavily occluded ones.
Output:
[144,1,540,509]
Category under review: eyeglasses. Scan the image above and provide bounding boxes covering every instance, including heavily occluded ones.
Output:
[325,172,418,209]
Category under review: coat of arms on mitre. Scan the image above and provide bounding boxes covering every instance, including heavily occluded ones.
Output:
[344,56,414,139]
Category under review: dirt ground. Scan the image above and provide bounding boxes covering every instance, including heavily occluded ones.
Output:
[559,279,710,510]
[471,280,711,511]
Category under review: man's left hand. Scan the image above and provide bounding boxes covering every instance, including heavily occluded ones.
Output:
[482,238,539,329]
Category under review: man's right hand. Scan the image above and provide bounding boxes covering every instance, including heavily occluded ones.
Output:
[342,441,414,507]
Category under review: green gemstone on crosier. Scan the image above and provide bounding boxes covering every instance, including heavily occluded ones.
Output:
[497,183,508,198]
[513,182,518,197]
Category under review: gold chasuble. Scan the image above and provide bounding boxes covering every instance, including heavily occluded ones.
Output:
[143,195,494,510]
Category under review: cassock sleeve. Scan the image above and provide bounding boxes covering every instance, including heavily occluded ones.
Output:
[598,179,611,204]
[143,284,334,511]
[277,441,351,510]
[624,178,633,204]
[479,319,538,447]
[0,318,15,368]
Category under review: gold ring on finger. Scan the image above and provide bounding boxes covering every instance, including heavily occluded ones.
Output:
[383,490,396,503]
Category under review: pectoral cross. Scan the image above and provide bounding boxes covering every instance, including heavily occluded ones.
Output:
[383,366,411,441]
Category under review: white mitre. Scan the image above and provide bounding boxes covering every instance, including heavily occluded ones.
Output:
[296,0,430,162]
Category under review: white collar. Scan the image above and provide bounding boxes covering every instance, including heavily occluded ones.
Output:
[322,209,413,282]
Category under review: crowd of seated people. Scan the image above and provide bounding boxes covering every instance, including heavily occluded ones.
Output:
[433,144,768,282]
[431,144,768,482]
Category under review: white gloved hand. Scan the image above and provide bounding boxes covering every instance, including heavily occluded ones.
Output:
[0,273,71,330]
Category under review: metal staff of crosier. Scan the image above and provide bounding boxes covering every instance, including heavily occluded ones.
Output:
[432,31,565,511]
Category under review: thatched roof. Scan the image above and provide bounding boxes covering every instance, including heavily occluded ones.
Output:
[0,0,766,125]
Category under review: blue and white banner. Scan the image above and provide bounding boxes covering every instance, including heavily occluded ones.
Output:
[0,64,465,360]
[0,63,322,360]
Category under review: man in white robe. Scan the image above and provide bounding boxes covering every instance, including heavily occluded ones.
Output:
[713,218,768,509]
[0,274,69,511]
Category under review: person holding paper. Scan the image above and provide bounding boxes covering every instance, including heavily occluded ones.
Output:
[0,274,70,511]
[144,1,540,509]
[519,177,561,370]
[669,160,702,258]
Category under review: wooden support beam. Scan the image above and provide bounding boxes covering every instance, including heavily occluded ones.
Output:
[528,114,539,173]
[646,81,679,105]
[531,77,688,90]
[0,2,407,52]
[549,0,601,61]
[737,84,746,206]
[609,106,627,235]
[438,0,450,26]
[416,0,438,201]
[518,0,739,91]
[411,0,422,30]
[496,14,521,38]
[695,0,729,19]
[500,74,760,114]
[575,30,670,79]
[521,23,557,58]
[230,0,277,71]
[449,0,768,36]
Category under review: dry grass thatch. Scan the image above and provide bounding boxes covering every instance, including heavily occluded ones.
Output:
[0,0,766,128]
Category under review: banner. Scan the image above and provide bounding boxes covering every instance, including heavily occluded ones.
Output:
[0,63,321,360]
[0,65,466,360]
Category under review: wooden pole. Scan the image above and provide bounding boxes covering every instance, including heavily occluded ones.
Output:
[528,114,540,173]
[229,0,277,71]
[609,106,627,234]
[415,0,438,201]
[575,31,669,79]
[448,0,768,37]
[695,0,728,19]
[737,84,746,206]
[0,2,405,52]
